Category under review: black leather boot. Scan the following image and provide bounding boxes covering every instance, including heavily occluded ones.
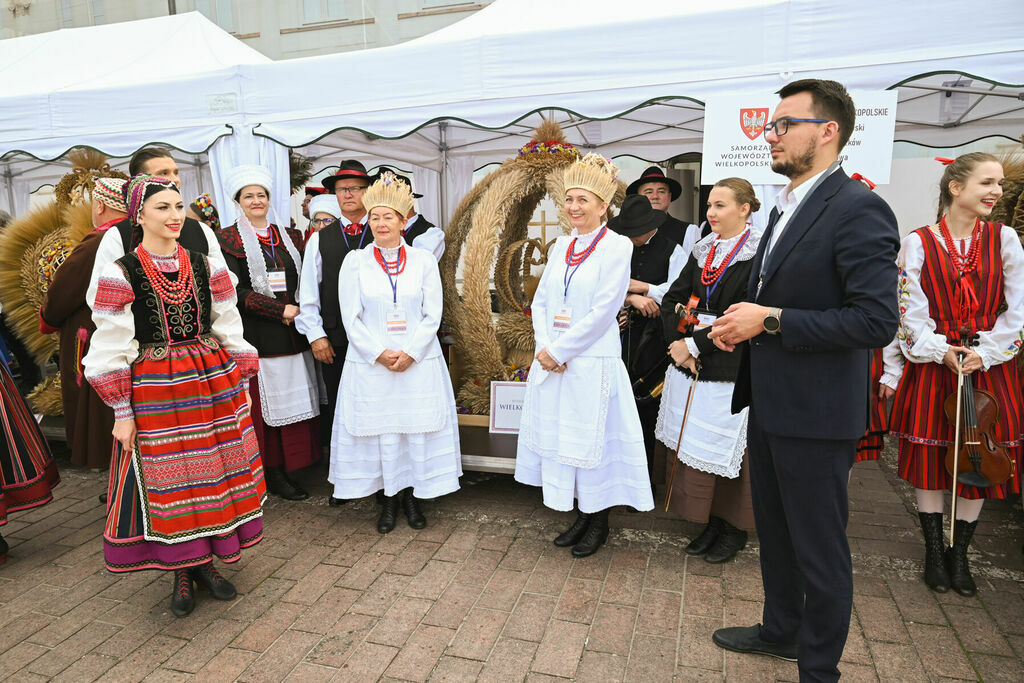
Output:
[170,568,195,617]
[705,520,748,564]
[265,467,309,501]
[191,562,237,600]
[401,490,427,530]
[945,519,978,597]
[572,508,610,558]
[918,512,950,593]
[553,510,592,547]
[685,516,723,556]
[0,532,8,564]
[377,495,399,534]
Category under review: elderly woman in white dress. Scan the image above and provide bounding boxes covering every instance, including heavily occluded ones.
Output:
[515,154,655,558]
[329,172,461,534]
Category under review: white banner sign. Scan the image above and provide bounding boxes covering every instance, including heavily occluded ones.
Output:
[700,90,898,185]
[489,381,527,434]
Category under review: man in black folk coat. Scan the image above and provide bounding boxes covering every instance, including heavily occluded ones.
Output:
[708,80,899,682]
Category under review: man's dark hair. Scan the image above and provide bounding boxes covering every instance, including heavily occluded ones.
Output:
[776,79,856,150]
[129,146,174,176]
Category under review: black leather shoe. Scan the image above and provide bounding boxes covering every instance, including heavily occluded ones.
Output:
[918,512,950,593]
[0,532,8,564]
[704,521,747,564]
[401,490,427,530]
[572,509,609,558]
[98,493,108,505]
[553,511,591,547]
[265,467,309,501]
[378,495,399,534]
[191,562,237,600]
[712,624,797,661]
[170,568,195,617]
[685,517,723,556]
[328,496,348,506]
[945,519,978,597]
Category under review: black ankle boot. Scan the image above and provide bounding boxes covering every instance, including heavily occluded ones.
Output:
[945,519,978,597]
[170,568,195,617]
[918,512,950,593]
[685,516,723,556]
[191,562,237,600]
[265,467,309,501]
[572,509,610,558]
[0,532,8,564]
[401,490,426,530]
[554,510,592,547]
[704,520,747,564]
[377,495,399,534]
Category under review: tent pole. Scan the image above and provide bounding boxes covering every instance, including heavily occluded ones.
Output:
[438,121,449,225]
[3,163,15,215]
[194,155,205,193]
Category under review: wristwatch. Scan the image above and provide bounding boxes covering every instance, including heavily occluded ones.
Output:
[763,308,782,335]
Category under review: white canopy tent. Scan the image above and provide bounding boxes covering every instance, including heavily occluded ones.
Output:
[242,0,1024,222]
[0,12,291,225]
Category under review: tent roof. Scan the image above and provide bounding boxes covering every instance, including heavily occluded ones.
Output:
[246,0,1024,168]
[0,12,270,160]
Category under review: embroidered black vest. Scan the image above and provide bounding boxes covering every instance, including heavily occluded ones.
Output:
[318,221,367,346]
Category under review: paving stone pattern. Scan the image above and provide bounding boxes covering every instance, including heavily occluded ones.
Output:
[0,447,1022,681]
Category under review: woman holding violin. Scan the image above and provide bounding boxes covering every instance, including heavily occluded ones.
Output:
[885,153,1024,597]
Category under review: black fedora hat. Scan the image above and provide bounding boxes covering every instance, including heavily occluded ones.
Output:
[322,160,371,193]
[608,195,667,238]
[625,166,682,201]
[373,166,423,198]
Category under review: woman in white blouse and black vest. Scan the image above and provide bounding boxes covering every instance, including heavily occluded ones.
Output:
[329,172,462,534]
[515,154,655,559]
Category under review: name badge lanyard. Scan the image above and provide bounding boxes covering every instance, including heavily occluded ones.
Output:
[375,246,405,308]
[705,229,751,300]
[259,228,277,263]
[343,223,370,251]
[562,225,608,301]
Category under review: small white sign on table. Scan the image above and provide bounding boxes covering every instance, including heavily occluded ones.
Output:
[489,381,527,434]
[701,90,898,185]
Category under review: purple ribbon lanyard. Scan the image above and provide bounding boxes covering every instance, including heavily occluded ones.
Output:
[706,230,750,299]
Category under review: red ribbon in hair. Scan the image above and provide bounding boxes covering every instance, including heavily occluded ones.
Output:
[934,157,955,166]
[850,173,877,190]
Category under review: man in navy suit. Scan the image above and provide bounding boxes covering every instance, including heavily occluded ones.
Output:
[708,80,899,682]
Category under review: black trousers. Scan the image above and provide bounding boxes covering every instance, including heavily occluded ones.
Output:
[747,407,856,683]
[319,340,346,443]
[637,397,660,486]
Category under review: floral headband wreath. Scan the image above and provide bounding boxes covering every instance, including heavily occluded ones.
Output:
[125,174,179,225]
[191,192,220,230]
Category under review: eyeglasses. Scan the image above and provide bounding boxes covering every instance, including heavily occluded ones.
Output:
[335,186,368,195]
[311,217,335,226]
[763,118,832,137]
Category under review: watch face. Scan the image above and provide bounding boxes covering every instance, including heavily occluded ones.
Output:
[765,315,780,332]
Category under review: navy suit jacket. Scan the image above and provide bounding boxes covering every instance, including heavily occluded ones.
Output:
[731,168,900,441]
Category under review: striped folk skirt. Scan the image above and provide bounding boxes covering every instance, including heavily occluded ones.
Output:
[0,361,59,525]
[890,358,1023,500]
[855,349,889,464]
[103,341,266,572]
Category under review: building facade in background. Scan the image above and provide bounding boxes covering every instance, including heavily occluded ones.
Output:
[0,0,491,59]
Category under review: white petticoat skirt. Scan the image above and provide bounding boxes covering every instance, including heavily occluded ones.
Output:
[514,356,654,513]
[328,355,462,499]
[655,368,747,479]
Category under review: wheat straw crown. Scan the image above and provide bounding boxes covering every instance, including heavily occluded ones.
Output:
[362,170,415,218]
[562,153,620,203]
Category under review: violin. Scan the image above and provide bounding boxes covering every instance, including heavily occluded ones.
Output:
[943,328,1014,488]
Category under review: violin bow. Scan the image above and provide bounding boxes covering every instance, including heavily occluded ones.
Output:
[664,362,700,512]
[948,351,966,548]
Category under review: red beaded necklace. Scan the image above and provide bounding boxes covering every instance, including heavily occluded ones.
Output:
[254,225,278,246]
[938,216,982,275]
[137,245,194,305]
[374,245,407,275]
[565,225,608,266]
[701,229,751,286]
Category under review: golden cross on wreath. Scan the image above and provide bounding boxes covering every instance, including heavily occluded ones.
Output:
[528,209,560,244]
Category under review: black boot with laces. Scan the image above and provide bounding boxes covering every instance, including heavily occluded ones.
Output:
[191,562,237,600]
[170,568,195,617]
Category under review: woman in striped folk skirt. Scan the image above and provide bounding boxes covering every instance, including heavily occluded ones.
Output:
[0,348,60,564]
[84,175,265,617]
[888,154,1024,598]
[857,347,896,463]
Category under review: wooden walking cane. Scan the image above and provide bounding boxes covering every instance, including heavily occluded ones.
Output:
[664,362,700,512]
[948,354,966,547]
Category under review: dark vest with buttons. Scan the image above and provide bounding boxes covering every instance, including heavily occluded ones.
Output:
[402,216,435,246]
[116,217,210,255]
[623,230,676,381]
[318,220,369,347]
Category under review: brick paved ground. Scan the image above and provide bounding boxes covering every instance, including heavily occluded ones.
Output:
[1,445,1022,682]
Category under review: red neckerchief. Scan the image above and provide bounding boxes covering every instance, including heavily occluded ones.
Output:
[343,221,363,237]
[96,217,122,232]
